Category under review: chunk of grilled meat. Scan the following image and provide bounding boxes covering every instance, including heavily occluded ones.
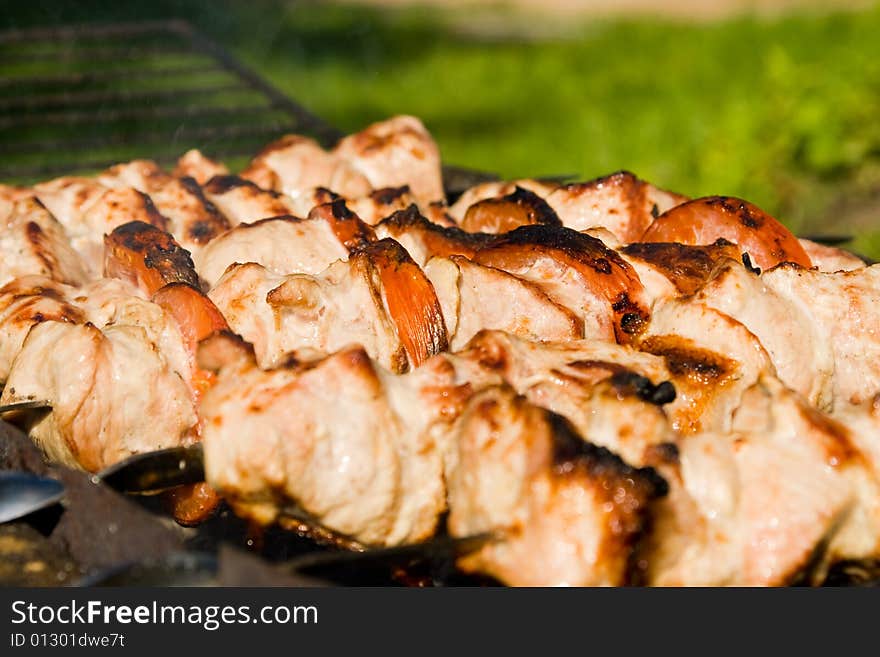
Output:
[334,115,445,205]
[375,205,495,266]
[33,177,170,277]
[448,179,560,222]
[424,256,583,350]
[241,134,372,202]
[447,385,666,586]
[198,336,452,545]
[799,238,866,273]
[0,196,89,289]
[473,225,651,344]
[546,171,688,242]
[459,186,561,233]
[209,239,446,372]
[641,196,812,270]
[98,160,232,257]
[103,221,201,296]
[645,376,880,585]
[0,288,198,472]
[173,149,230,185]
[201,175,298,226]
[198,334,666,584]
[444,330,676,467]
[195,200,375,289]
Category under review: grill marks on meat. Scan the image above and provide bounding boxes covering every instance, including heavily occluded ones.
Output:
[473,225,650,343]
[199,336,665,584]
[447,386,665,586]
[0,196,89,289]
[460,186,561,233]
[620,240,741,297]
[641,196,812,270]
[104,221,200,296]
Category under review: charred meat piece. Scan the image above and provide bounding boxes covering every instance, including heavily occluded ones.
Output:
[241,134,371,201]
[620,240,741,301]
[202,175,297,226]
[473,225,650,344]
[104,221,200,296]
[546,171,688,243]
[447,385,666,586]
[195,200,375,289]
[448,179,560,222]
[445,330,676,466]
[641,196,812,270]
[34,177,170,277]
[459,186,561,234]
[646,377,880,585]
[375,204,495,266]
[0,306,197,473]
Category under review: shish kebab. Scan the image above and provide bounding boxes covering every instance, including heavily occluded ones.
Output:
[0,114,876,584]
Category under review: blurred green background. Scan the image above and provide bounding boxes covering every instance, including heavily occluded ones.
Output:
[3,0,880,256]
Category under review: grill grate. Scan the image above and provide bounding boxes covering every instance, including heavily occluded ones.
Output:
[0,19,497,195]
[0,20,343,184]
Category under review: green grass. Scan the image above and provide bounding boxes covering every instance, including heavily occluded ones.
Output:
[4,1,880,255]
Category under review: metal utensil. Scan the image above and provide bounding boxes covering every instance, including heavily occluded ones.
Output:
[0,400,52,417]
[285,533,496,575]
[97,443,205,494]
[0,470,64,524]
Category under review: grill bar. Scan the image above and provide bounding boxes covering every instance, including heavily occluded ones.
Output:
[0,20,341,184]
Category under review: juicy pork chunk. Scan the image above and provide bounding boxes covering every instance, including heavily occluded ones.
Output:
[198,336,453,546]
[33,177,169,276]
[545,171,688,242]
[472,225,651,344]
[639,253,880,411]
[209,239,446,372]
[241,134,372,201]
[447,179,560,222]
[0,196,89,288]
[334,115,445,205]
[444,330,676,467]
[448,171,686,244]
[646,377,880,586]
[457,187,562,234]
[424,256,583,350]
[0,282,198,472]
[446,385,666,586]
[173,149,230,185]
[198,333,666,584]
[799,238,866,273]
[97,160,231,257]
[201,175,298,226]
[194,199,374,289]
[641,196,812,270]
